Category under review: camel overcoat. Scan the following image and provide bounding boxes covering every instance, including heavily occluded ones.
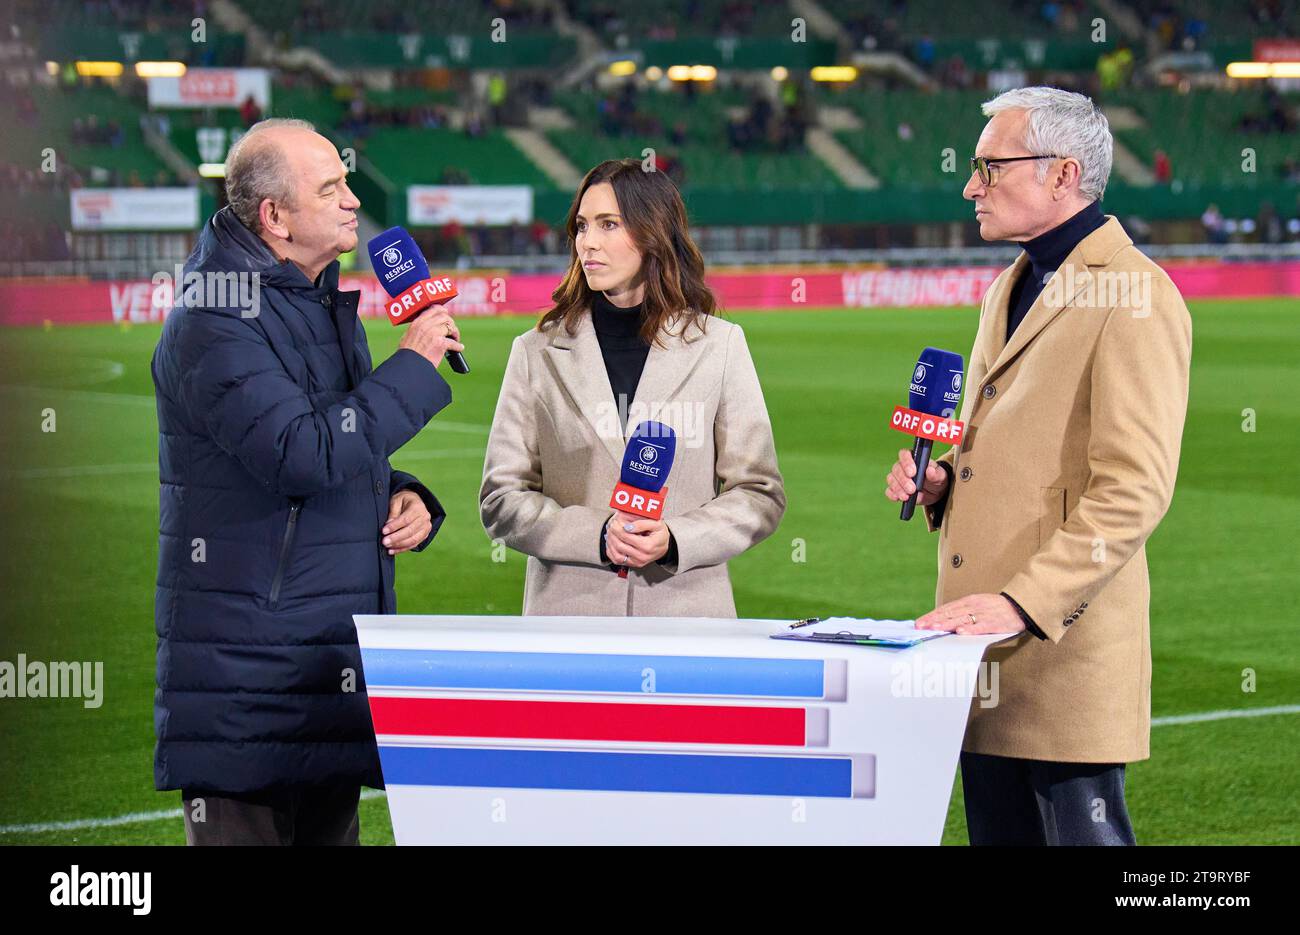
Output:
[925,216,1192,763]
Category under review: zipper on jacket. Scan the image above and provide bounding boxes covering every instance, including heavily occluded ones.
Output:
[268,500,302,607]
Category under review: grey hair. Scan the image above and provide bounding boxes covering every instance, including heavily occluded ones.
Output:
[981,87,1113,201]
[224,118,316,234]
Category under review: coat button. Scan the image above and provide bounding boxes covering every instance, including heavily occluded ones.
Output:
[951,554,963,568]
[959,466,973,481]
[982,384,996,399]
[375,480,384,494]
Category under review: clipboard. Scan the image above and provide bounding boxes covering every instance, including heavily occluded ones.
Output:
[771,616,951,649]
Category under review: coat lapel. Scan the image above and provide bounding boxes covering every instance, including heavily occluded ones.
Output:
[983,216,1131,384]
[543,314,626,467]
[627,313,710,433]
[981,252,1025,367]
[542,310,711,468]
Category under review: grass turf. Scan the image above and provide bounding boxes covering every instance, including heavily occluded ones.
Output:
[0,298,1295,844]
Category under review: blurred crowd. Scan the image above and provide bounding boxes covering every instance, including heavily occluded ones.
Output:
[1200,198,1300,245]
[1131,0,1297,53]
[417,219,557,263]
[281,0,552,35]
[589,80,812,187]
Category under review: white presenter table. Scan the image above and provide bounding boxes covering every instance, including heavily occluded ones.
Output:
[353,614,1010,845]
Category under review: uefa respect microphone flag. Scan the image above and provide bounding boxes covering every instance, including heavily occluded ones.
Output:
[889,347,966,521]
[367,227,458,324]
[609,421,677,521]
[367,226,469,373]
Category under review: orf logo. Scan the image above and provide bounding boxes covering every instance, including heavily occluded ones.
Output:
[952,373,962,393]
[914,363,927,383]
[382,247,402,268]
[639,445,658,464]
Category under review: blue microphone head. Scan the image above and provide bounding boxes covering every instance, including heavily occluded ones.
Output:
[367,226,431,298]
[908,347,966,418]
[619,422,677,492]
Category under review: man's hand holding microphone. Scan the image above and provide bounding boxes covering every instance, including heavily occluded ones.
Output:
[399,309,464,371]
[885,448,949,506]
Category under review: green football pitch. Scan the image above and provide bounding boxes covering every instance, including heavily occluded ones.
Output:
[0,299,1295,844]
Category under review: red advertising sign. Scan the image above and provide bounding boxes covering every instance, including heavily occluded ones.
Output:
[1254,39,1300,62]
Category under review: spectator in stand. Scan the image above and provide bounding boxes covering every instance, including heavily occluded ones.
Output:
[914,35,935,70]
[1201,203,1228,244]
[528,219,552,255]
[1153,149,1171,184]
[1257,202,1283,244]
[488,73,508,127]
[239,94,263,128]
[42,222,70,261]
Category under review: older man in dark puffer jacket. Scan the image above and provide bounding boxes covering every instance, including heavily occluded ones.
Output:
[152,119,465,845]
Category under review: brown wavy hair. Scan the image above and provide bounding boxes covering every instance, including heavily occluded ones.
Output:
[538,158,716,347]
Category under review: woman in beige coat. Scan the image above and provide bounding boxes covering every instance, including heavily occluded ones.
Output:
[479,159,785,617]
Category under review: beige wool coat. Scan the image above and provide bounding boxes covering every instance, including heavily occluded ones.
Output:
[925,216,1192,763]
[480,310,786,617]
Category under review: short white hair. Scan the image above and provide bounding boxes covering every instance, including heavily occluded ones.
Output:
[981,87,1113,202]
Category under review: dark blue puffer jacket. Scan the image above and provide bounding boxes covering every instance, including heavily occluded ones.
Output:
[152,207,452,794]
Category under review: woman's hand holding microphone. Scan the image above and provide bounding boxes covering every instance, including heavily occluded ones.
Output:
[604,511,671,567]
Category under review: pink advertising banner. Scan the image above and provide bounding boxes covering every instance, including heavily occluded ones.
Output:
[2,262,1296,327]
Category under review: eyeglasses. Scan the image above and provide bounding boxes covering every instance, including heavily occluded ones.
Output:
[969,154,1061,187]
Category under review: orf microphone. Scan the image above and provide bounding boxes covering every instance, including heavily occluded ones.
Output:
[890,347,966,521]
[608,421,676,577]
[367,226,469,374]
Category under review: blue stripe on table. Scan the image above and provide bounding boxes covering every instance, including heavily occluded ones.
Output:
[361,649,827,698]
[379,745,858,798]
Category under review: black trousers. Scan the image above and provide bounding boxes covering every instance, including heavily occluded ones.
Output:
[960,751,1136,846]
[181,784,361,846]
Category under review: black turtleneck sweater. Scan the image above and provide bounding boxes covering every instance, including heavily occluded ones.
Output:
[591,290,650,426]
[590,291,678,569]
[1005,200,1107,342]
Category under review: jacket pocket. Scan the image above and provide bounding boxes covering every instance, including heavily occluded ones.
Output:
[1038,487,1066,547]
[268,500,303,608]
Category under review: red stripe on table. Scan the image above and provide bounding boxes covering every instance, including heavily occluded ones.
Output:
[370,696,808,746]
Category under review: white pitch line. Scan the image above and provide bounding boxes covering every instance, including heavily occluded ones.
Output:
[1,706,1295,837]
[1150,704,1300,726]
[0,790,387,836]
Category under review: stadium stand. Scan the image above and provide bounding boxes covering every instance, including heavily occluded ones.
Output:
[1112,87,1300,186]
[547,84,839,192]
